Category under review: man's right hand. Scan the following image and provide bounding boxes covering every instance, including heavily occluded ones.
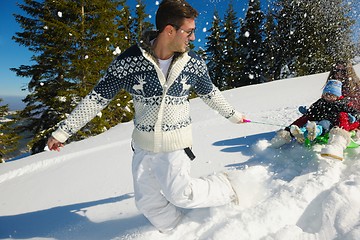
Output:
[47,136,64,151]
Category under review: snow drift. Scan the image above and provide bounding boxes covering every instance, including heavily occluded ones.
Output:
[1,64,360,240]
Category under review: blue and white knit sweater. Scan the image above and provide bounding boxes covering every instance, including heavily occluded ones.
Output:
[52,32,243,152]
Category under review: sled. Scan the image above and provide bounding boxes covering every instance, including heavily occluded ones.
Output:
[304,131,360,148]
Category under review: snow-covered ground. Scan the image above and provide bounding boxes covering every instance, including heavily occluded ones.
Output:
[1,64,360,240]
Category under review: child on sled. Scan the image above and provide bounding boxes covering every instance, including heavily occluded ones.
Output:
[270,79,360,160]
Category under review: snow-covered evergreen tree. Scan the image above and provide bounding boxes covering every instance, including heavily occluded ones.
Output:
[0,99,20,162]
[205,10,227,90]
[237,0,265,86]
[11,0,136,153]
[272,0,355,79]
[133,0,154,43]
[262,8,278,81]
[220,3,240,89]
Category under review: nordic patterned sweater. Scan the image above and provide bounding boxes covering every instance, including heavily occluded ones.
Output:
[52,32,243,153]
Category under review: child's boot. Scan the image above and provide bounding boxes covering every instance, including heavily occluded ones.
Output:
[270,129,292,148]
[290,125,305,143]
[306,121,323,141]
[320,127,351,161]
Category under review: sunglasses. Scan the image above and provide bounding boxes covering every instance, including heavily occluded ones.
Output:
[171,24,195,37]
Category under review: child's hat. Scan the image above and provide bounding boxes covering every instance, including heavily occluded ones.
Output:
[323,79,342,97]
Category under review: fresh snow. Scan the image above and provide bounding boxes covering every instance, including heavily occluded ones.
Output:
[1,64,360,240]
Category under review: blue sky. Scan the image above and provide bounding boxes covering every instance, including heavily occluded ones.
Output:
[0,0,359,101]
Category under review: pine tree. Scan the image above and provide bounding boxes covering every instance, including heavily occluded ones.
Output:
[0,99,21,162]
[205,10,227,90]
[237,0,265,86]
[117,3,134,47]
[356,41,360,59]
[273,0,355,79]
[294,0,354,75]
[262,9,278,81]
[133,0,154,43]
[268,0,295,79]
[11,0,135,153]
[221,3,240,89]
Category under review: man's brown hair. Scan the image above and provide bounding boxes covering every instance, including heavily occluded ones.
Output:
[156,0,198,33]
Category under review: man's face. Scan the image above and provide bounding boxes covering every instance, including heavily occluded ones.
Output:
[170,18,196,53]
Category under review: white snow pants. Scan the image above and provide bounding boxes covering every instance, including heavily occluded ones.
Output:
[132,145,235,232]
